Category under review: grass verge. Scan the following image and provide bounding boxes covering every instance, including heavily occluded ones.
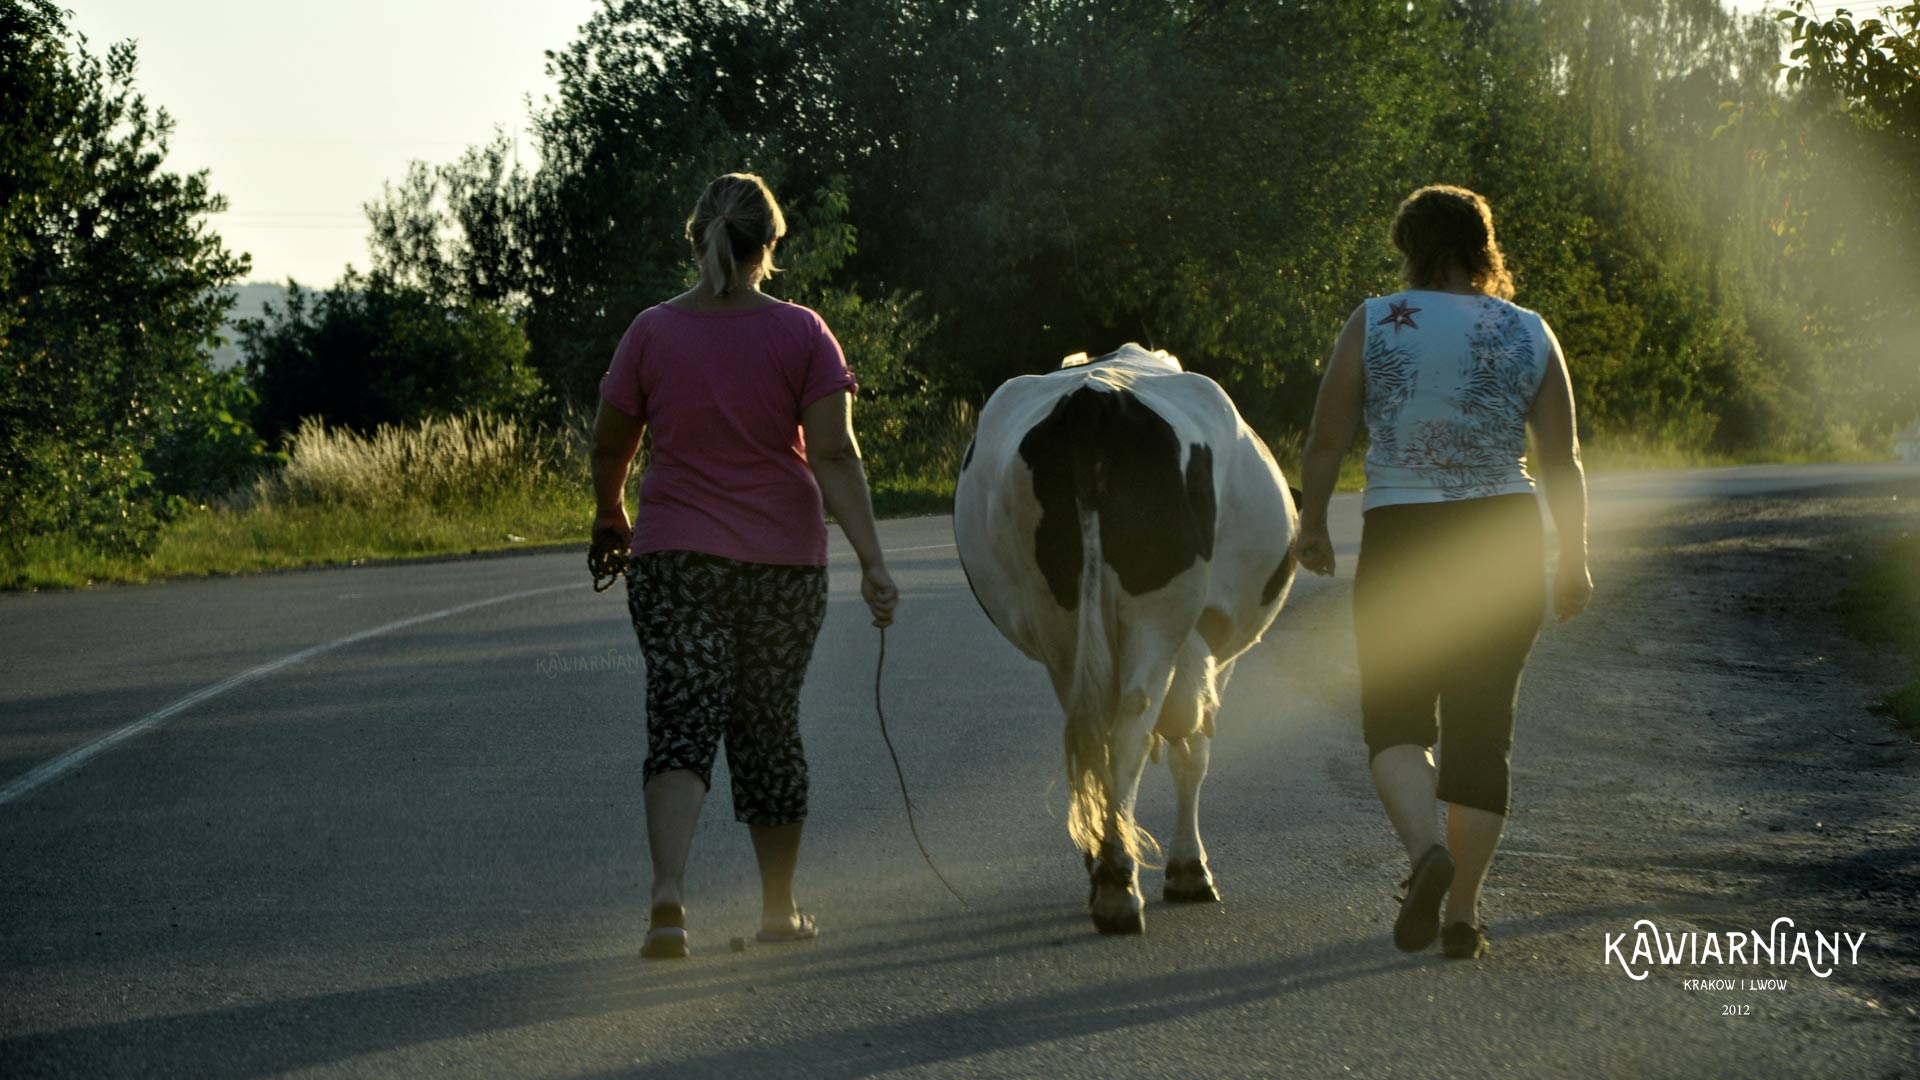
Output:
[870,474,959,518]
[4,420,1901,591]
[1579,436,1890,473]
[4,492,594,590]
[1838,531,1920,736]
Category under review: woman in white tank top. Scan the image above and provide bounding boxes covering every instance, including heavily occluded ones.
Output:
[1291,186,1593,960]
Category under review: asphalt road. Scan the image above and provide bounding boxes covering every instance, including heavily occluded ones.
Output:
[2,463,1916,1078]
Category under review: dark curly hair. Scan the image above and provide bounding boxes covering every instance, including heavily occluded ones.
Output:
[1389,185,1514,300]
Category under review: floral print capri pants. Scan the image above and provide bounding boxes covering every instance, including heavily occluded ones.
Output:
[625,549,828,825]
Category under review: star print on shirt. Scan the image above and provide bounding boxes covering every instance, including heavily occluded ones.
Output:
[1375,299,1421,332]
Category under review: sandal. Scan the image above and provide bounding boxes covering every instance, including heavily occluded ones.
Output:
[642,903,690,959]
[1393,845,1455,953]
[755,912,819,944]
[1442,922,1490,959]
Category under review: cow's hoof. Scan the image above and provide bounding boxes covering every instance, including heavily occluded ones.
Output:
[1163,858,1220,903]
[1092,908,1147,935]
[1163,879,1220,903]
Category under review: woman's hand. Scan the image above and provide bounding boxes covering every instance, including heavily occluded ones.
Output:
[861,563,899,628]
[592,508,633,551]
[1555,559,1594,622]
[1292,522,1336,577]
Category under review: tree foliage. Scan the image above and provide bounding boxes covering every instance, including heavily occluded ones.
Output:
[364,0,1917,463]
[239,272,544,444]
[1,0,254,564]
[12,0,1914,578]
[1767,2,1920,432]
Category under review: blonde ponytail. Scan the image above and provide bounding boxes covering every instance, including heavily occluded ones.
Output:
[702,215,738,298]
[685,173,788,298]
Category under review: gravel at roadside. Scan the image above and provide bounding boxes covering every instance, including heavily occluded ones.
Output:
[1495,477,1920,1019]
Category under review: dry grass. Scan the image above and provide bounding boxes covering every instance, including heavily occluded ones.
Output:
[1580,432,1890,473]
[8,408,1906,590]
[7,413,597,588]
[249,413,571,510]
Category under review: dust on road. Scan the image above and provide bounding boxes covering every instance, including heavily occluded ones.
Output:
[1485,477,1920,1015]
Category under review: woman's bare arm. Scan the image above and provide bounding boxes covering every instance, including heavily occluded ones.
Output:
[801,390,897,627]
[590,397,646,547]
[1292,304,1368,576]
[1527,322,1593,621]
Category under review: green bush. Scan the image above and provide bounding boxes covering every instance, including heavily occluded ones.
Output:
[1841,531,1920,735]
[774,178,965,494]
[1843,533,1920,654]
[147,365,284,500]
[240,271,544,444]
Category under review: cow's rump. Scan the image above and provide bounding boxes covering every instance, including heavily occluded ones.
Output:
[952,344,1298,932]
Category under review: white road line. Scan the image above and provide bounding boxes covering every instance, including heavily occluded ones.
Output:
[1,538,963,808]
[0,582,575,808]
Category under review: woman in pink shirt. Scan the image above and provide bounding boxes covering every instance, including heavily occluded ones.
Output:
[590,173,899,959]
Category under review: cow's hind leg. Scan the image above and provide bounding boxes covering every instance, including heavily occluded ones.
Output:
[1158,636,1222,902]
[1164,733,1219,902]
[1088,677,1169,935]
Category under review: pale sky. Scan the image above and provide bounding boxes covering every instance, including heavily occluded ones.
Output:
[70,0,599,286]
[69,0,1786,288]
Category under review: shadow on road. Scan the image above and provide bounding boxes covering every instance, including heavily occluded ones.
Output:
[0,905,1651,1079]
[593,946,1410,1078]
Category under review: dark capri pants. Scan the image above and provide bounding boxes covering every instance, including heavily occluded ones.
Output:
[1352,492,1546,815]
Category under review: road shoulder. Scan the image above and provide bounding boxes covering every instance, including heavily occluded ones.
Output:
[1501,476,1920,1026]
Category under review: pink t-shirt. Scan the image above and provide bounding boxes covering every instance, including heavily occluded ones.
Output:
[599,300,857,567]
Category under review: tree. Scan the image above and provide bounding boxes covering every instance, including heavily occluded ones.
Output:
[1773,1,1920,435]
[0,0,253,566]
[361,0,949,458]
[368,0,1894,468]
[365,135,539,312]
[776,177,949,487]
[240,271,544,444]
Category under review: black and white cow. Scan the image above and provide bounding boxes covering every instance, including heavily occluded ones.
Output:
[955,344,1299,934]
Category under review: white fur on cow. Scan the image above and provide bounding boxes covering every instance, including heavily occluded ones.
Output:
[954,344,1299,934]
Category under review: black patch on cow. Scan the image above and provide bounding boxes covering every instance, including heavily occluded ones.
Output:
[1018,394,1086,609]
[961,437,975,472]
[1185,443,1216,561]
[1261,550,1297,606]
[1017,386,1216,609]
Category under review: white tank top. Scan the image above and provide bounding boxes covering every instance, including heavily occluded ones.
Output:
[1359,290,1550,511]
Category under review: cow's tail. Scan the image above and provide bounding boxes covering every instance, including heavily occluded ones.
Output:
[1059,389,1156,866]
[1062,490,1114,860]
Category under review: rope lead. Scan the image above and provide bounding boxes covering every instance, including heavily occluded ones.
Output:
[875,626,969,909]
